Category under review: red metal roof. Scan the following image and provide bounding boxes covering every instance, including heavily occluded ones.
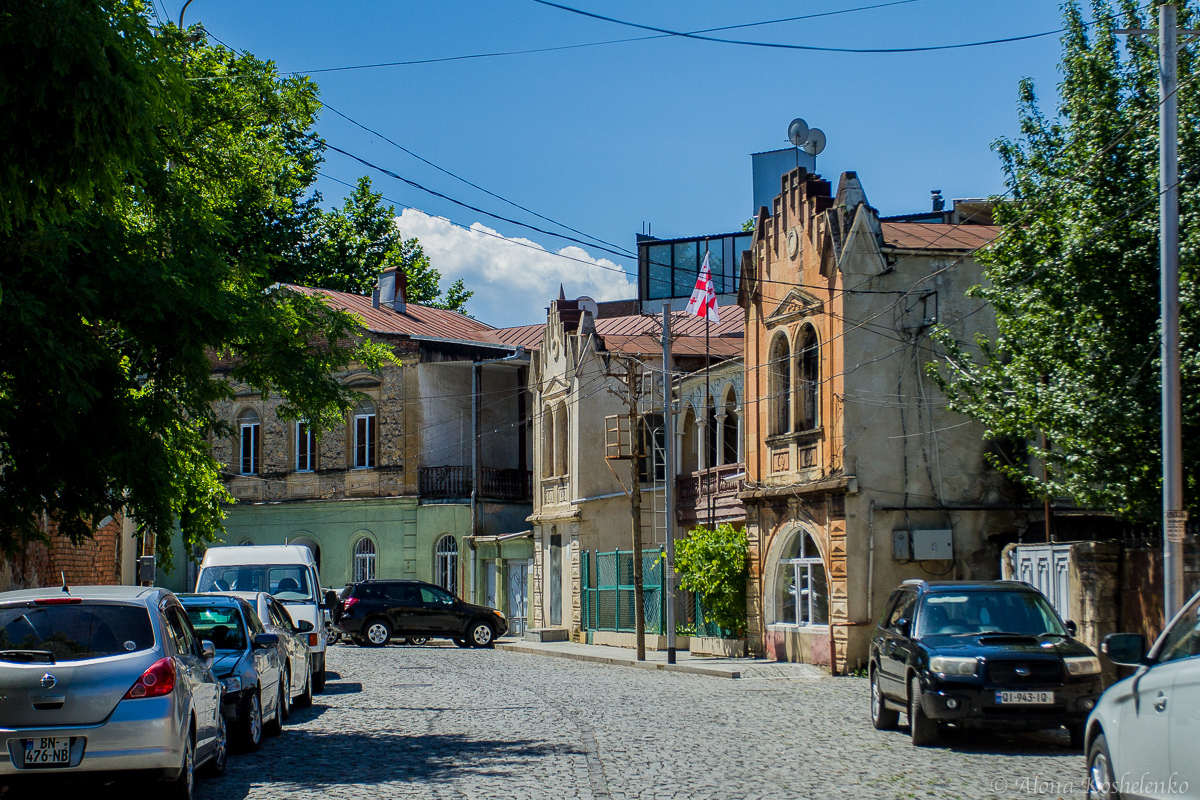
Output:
[880,222,1001,251]
[287,285,498,342]
[488,309,744,356]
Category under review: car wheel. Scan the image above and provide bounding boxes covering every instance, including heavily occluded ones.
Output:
[1087,733,1120,800]
[294,657,313,708]
[908,676,939,747]
[364,618,392,647]
[237,691,263,753]
[265,676,286,736]
[201,711,228,778]
[405,637,429,646]
[453,637,471,648]
[870,668,899,730]
[468,621,495,648]
[313,653,326,693]
[279,669,291,722]
[165,728,195,800]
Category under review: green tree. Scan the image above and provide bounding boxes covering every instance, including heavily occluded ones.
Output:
[931,0,1200,521]
[0,4,390,564]
[674,523,748,636]
[293,176,472,312]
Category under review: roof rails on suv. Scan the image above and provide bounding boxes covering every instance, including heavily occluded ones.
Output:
[902,579,926,587]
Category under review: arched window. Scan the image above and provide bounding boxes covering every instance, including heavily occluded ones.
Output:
[353,537,376,583]
[775,531,828,626]
[723,391,740,466]
[554,404,568,477]
[549,528,563,626]
[435,535,459,595]
[542,405,555,477]
[353,398,376,469]
[705,395,718,470]
[768,334,791,435]
[237,407,260,475]
[680,406,699,474]
[797,325,819,431]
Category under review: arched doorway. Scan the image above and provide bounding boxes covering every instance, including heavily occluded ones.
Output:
[435,535,459,595]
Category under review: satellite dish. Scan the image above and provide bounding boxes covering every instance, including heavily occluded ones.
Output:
[803,128,826,156]
[787,118,809,148]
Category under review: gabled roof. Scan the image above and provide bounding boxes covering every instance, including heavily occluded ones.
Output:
[880,222,1001,251]
[286,285,498,343]
[490,309,743,358]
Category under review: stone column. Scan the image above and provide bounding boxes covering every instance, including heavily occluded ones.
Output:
[715,411,727,467]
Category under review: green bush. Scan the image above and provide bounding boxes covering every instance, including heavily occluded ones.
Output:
[674,523,748,637]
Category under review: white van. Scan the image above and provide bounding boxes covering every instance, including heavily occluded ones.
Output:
[196,544,328,692]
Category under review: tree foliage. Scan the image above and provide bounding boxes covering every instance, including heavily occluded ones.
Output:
[933,0,1200,522]
[674,523,748,636]
[0,2,397,563]
[291,176,472,312]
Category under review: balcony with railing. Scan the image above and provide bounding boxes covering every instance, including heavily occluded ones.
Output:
[676,463,746,527]
[419,466,533,503]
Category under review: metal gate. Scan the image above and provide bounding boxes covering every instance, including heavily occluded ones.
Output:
[581,549,665,635]
[1013,544,1072,621]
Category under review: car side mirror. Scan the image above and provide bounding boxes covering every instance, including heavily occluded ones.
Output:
[202,640,215,663]
[1102,633,1147,666]
[253,633,280,650]
[895,618,911,638]
[296,620,314,633]
[1065,620,1078,637]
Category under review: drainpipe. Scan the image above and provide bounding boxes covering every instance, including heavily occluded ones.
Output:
[470,347,526,603]
[867,499,876,623]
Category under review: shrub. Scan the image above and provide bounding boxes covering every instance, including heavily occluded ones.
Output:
[674,523,748,637]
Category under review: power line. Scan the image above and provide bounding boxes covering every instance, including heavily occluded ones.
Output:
[530,0,1061,55]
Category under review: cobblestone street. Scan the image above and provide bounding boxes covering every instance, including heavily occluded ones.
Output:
[192,643,1088,800]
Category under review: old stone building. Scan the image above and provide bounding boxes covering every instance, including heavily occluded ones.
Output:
[739,167,1022,672]
[160,269,535,630]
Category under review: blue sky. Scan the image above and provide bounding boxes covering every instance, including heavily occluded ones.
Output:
[163,0,1074,326]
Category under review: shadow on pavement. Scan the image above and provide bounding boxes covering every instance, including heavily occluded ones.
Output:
[918,724,1081,756]
[320,682,363,695]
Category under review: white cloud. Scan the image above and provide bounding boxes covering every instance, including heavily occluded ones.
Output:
[394,209,637,328]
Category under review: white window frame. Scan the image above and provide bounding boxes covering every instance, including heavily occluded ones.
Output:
[296,421,316,472]
[354,410,376,469]
[239,420,260,475]
[353,537,376,583]
[778,535,828,627]
[435,535,458,596]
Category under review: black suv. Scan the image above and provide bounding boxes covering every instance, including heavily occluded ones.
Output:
[335,580,508,648]
[869,580,1102,748]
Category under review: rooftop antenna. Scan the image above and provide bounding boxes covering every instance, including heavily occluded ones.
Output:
[61,571,70,595]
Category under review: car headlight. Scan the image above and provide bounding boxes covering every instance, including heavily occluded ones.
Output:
[929,656,979,676]
[1065,656,1102,676]
[223,676,242,693]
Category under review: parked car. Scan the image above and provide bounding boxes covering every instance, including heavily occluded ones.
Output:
[195,545,327,692]
[0,585,226,799]
[1085,588,1200,799]
[869,580,1103,748]
[336,580,507,648]
[220,591,313,716]
[178,593,291,753]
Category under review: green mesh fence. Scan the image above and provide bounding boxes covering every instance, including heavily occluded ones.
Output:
[581,548,665,634]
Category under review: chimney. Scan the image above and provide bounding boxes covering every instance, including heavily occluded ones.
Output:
[376,267,407,313]
[394,269,407,314]
[931,190,945,212]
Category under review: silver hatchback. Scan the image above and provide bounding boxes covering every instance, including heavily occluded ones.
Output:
[0,586,226,798]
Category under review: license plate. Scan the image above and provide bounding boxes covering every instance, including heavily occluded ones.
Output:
[22,737,72,767]
[995,690,1054,705]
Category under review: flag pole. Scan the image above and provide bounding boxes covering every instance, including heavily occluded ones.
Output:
[706,304,712,530]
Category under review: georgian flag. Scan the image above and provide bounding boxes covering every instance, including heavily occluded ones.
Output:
[683,252,721,323]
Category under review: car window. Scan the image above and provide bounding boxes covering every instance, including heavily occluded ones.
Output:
[354,584,385,600]
[0,602,155,662]
[385,584,419,604]
[196,564,315,601]
[916,590,1066,637]
[419,586,454,607]
[1155,593,1200,663]
[164,605,200,657]
[878,593,901,628]
[270,601,296,632]
[886,592,916,632]
[185,605,249,652]
[241,601,266,635]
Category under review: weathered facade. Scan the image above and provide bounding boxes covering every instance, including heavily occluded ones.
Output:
[1,514,136,592]
[160,270,535,630]
[739,168,1021,672]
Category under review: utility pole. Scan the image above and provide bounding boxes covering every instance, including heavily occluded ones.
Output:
[626,359,646,661]
[1119,6,1196,620]
[661,303,677,664]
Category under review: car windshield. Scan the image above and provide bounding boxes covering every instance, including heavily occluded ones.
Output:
[197,564,315,602]
[184,605,248,652]
[917,591,1066,637]
[0,603,155,662]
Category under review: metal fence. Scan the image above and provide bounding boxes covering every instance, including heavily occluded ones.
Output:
[581,549,728,638]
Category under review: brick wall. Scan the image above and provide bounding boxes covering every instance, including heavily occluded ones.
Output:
[0,516,124,592]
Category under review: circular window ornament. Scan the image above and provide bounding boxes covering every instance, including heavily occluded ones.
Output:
[786,227,800,258]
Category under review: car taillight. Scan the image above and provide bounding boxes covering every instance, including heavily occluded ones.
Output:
[33,597,82,605]
[342,597,358,611]
[124,657,176,699]
[308,633,319,647]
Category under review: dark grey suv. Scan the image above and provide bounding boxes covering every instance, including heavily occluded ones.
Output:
[335,580,507,648]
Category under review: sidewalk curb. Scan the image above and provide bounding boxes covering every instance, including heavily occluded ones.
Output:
[496,642,742,678]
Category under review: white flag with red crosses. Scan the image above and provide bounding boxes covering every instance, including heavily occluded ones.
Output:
[683,252,721,323]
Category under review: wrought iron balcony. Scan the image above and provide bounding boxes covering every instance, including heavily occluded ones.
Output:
[419,466,533,502]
